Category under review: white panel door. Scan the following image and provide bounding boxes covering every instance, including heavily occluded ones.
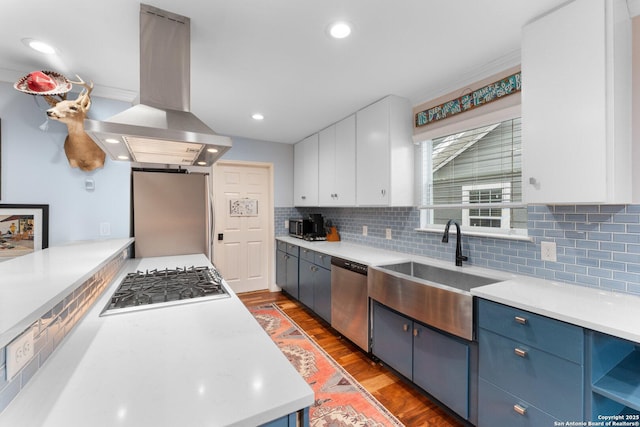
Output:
[212,162,272,293]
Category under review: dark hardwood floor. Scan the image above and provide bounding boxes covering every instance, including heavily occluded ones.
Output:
[238,290,465,427]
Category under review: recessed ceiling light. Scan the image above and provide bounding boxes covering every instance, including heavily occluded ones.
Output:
[328,22,352,39]
[117,155,130,160]
[105,138,121,144]
[207,147,219,153]
[197,161,207,166]
[252,113,264,121]
[22,38,56,55]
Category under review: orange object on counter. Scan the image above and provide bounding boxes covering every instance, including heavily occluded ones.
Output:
[326,226,340,241]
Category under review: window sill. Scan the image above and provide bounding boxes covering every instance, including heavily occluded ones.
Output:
[415,226,534,242]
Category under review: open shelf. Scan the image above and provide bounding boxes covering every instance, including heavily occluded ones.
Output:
[592,350,640,412]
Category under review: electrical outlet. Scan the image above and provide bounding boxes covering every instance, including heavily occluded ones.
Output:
[6,329,34,380]
[386,228,392,240]
[284,220,289,229]
[362,225,368,236]
[541,241,557,262]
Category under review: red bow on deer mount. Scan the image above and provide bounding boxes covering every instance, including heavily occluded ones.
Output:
[15,72,106,172]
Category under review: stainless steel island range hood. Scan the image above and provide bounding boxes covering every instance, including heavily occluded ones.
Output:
[85,4,231,167]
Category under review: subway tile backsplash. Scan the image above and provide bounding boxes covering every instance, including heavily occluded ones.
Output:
[277,205,640,295]
[0,248,130,413]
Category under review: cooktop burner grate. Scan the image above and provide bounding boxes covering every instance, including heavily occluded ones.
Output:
[101,265,230,316]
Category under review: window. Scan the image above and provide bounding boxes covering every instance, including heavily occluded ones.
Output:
[417,117,527,237]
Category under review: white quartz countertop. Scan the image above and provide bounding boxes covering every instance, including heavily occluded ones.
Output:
[277,236,408,265]
[0,254,314,427]
[0,238,133,348]
[472,276,640,344]
[276,236,514,281]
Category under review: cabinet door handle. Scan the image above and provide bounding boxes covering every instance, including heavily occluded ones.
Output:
[514,348,528,358]
[413,328,419,337]
[301,195,306,200]
[402,324,409,332]
[513,404,527,416]
[515,316,528,325]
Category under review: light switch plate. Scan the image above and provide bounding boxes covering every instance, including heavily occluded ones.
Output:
[99,222,111,236]
[6,329,34,380]
[385,228,392,240]
[362,225,368,236]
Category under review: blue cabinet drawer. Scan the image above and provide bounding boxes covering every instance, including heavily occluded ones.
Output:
[479,328,583,420]
[286,243,299,257]
[277,240,287,252]
[314,252,331,270]
[300,247,315,262]
[478,378,558,427]
[478,299,583,363]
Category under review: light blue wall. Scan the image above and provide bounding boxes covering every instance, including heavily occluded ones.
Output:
[220,136,293,207]
[0,82,131,246]
[0,81,295,247]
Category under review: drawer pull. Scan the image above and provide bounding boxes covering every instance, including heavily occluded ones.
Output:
[513,404,527,416]
[514,348,528,358]
[515,316,528,325]
[413,328,419,337]
[402,324,409,332]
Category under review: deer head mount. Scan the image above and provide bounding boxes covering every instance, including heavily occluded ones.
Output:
[42,76,105,172]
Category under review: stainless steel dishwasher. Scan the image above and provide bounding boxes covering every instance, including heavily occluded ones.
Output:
[330,257,369,351]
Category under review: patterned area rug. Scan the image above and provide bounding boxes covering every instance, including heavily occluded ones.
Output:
[249,304,405,427]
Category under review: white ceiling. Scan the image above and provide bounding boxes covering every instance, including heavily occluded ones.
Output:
[0,0,568,144]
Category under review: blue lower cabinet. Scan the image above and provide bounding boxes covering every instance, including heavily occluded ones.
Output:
[477,299,585,425]
[372,301,471,420]
[372,301,413,379]
[299,259,315,308]
[313,265,331,323]
[478,329,583,421]
[284,251,299,299]
[298,256,331,323]
[478,378,559,426]
[260,408,309,427]
[414,325,469,420]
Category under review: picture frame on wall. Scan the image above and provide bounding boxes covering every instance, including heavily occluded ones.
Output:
[0,204,49,260]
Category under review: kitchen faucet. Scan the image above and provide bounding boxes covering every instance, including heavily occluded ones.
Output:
[442,220,468,267]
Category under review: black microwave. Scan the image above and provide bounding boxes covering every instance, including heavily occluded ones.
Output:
[289,218,312,238]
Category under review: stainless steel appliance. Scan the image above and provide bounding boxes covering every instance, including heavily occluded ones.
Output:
[288,214,326,241]
[85,4,232,166]
[132,169,211,258]
[288,218,312,239]
[330,257,369,351]
[101,265,229,316]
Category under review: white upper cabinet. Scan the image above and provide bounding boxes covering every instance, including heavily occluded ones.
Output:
[356,95,414,206]
[293,134,319,206]
[522,0,632,204]
[318,115,356,206]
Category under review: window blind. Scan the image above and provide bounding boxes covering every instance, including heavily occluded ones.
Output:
[417,117,526,230]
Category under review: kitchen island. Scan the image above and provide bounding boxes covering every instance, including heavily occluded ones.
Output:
[0,252,314,427]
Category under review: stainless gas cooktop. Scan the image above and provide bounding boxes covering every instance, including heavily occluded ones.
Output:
[101,265,230,316]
